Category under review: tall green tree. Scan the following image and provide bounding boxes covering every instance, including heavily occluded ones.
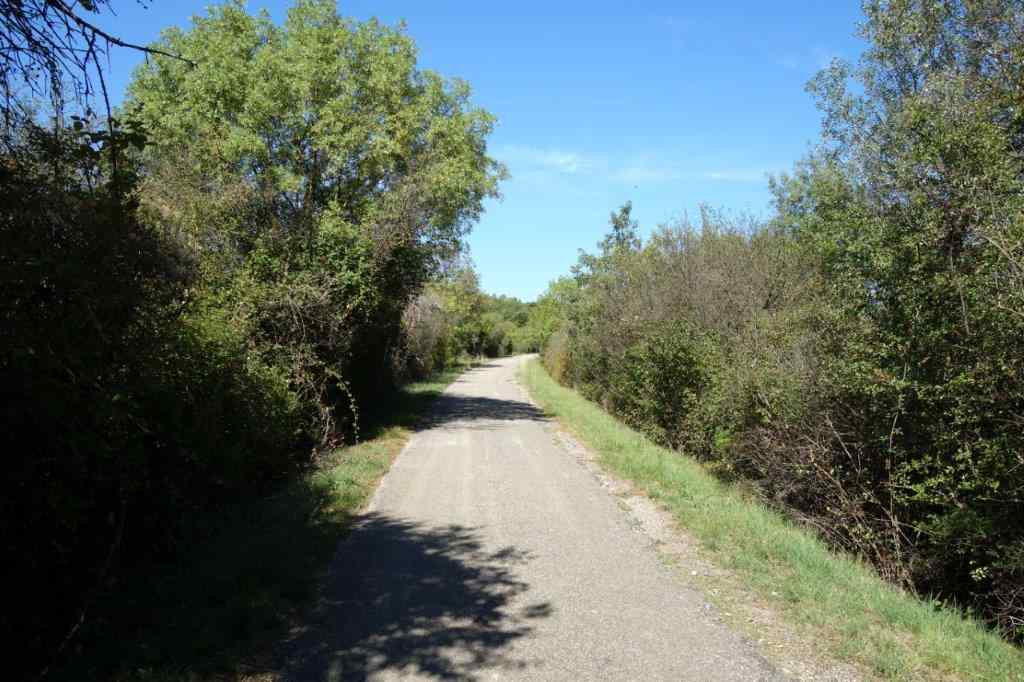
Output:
[129,0,500,256]
[128,0,504,438]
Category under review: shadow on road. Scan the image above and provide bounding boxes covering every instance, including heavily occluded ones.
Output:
[418,393,548,431]
[280,513,551,681]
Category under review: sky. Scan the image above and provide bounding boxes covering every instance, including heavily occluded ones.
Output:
[95,0,867,301]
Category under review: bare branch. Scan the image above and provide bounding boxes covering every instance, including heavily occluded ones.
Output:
[0,0,192,130]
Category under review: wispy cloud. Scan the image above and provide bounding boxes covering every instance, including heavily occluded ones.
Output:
[497,144,685,185]
[612,165,684,184]
[494,145,595,175]
[496,144,776,187]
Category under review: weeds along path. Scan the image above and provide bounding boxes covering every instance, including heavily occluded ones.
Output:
[280,356,782,681]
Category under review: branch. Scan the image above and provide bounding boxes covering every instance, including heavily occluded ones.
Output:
[51,0,194,66]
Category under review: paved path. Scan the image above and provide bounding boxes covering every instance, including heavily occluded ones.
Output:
[281,356,782,681]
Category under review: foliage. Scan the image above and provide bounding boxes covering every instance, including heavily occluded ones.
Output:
[542,1,1024,635]
[786,0,1024,637]
[398,263,533,379]
[48,369,461,682]
[606,320,713,449]
[127,0,503,443]
[1,120,302,678]
[522,358,1024,680]
[2,0,501,676]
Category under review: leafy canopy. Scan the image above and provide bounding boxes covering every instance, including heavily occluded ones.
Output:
[128,0,503,267]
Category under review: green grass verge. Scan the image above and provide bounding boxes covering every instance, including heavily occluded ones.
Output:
[521,359,1024,681]
[63,368,463,682]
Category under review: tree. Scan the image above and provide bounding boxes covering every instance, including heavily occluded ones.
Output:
[127,0,504,439]
[775,0,1024,637]
[129,0,501,260]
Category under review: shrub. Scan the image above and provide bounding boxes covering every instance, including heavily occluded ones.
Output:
[606,322,712,449]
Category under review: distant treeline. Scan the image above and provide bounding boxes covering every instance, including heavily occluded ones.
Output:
[525,0,1024,643]
[0,1,515,677]
[402,268,539,377]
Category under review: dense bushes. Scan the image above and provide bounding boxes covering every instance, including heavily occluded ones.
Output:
[535,0,1024,642]
[1,123,307,677]
[541,203,1024,641]
[2,1,503,676]
[601,321,712,450]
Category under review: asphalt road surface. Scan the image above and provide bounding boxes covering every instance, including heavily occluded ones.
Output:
[281,356,783,681]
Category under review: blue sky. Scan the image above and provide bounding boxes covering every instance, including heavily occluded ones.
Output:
[96,0,866,301]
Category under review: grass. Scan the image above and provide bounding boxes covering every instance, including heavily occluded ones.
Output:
[520,358,1024,681]
[60,367,464,682]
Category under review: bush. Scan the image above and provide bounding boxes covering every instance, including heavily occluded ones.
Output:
[0,122,332,674]
[605,321,712,449]
[540,182,1024,640]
